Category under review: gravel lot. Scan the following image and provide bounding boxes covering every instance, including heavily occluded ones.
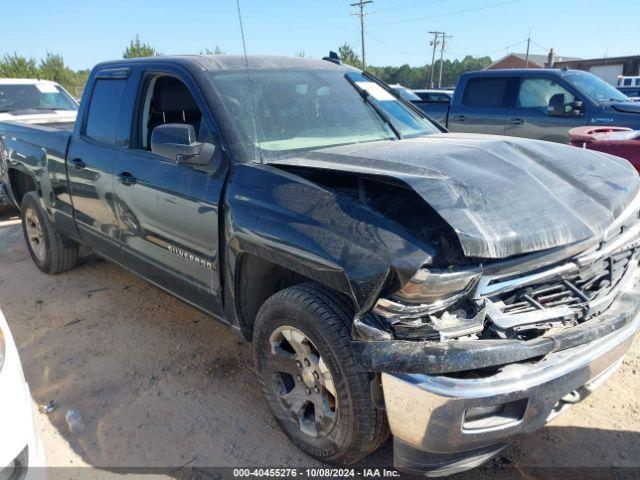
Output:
[1,207,639,478]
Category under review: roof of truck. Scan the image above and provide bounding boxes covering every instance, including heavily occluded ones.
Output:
[95,55,356,72]
[0,78,59,85]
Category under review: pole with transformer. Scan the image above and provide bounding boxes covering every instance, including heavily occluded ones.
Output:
[438,32,451,88]
[428,31,442,88]
[350,0,373,70]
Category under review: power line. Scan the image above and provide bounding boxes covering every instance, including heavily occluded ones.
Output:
[365,32,425,57]
[371,0,522,26]
[350,0,374,70]
[373,0,446,13]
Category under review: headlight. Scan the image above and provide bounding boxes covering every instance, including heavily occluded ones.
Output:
[374,267,481,318]
[0,327,5,373]
[371,267,484,340]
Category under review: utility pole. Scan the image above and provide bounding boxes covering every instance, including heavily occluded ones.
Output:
[438,32,451,89]
[525,30,531,67]
[428,31,442,88]
[350,0,373,70]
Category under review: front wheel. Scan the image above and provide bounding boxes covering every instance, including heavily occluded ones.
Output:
[21,191,78,274]
[253,283,389,464]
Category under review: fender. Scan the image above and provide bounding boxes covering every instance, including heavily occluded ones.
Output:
[222,162,435,329]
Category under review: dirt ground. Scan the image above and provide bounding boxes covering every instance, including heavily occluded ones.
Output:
[1,206,639,479]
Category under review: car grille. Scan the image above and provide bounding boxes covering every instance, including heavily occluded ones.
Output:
[497,248,635,319]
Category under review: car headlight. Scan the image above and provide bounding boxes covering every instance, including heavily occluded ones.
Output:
[371,267,484,340]
[374,267,481,318]
[0,327,5,373]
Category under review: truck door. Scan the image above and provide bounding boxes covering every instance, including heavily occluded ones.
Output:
[66,72,128,259]
[448,76,511,135]
[112,71,227,318]
[505,77,586,143]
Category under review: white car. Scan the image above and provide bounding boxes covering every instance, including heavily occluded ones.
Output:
[0,79,78,126]
[0,309,45,479]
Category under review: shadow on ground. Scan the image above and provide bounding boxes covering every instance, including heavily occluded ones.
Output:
[0,211,639,478]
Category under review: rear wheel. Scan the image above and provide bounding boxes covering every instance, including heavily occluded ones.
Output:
[21,192,78,274]
[253,283,389,464]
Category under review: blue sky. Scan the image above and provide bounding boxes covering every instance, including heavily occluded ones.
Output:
[2,0,638,70]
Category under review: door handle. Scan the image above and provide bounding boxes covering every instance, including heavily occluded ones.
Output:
[69,158,86,170]
[509,118,525,126]
[117,172,137,186]
[452,114,467,122]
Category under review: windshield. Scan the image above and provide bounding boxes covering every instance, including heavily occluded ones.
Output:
[392,86,421,101]
[0,83,78,113]
[206,69,439,161]
[564,72,629,103]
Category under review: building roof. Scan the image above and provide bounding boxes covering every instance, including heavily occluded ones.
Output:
[485,52,581,70]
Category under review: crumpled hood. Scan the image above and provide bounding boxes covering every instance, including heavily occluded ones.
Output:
[270,133,640,259]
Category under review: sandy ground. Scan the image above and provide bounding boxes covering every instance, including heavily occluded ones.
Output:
[1,206,639,479]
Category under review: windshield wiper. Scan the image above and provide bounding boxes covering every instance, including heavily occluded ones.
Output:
[344,74,402,140]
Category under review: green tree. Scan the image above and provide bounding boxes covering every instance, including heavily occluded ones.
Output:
[123,35,159,59]
[338,43,362,69]
[0,53,39,78]
[38,53,73,86]
[294,51,307,58]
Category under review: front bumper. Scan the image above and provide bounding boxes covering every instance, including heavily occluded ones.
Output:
[381,288,640,476]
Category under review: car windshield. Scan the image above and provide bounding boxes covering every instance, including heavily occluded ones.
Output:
[206,69,439,161]
[0,83,78,112]
[564,72,629,103]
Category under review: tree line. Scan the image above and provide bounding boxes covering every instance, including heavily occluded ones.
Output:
[0,37,492,98]
[338,43,491,88]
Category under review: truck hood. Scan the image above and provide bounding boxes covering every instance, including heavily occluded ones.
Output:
[0,110,77,124]
[610,102,640,114]
[270,133,640,259]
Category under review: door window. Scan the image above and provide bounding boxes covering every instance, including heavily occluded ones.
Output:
[138,75,212,151]
[84,79,127,145]
[462,78,509,107]
[517,78,576,109]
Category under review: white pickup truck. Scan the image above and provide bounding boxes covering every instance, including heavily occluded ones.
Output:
[0,79,78,206]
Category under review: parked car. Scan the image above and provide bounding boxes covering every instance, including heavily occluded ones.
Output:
[569,126,640,171]
[388,85,451,124]
[412,89,454,102]
[2,55,640,476]
[0,79,78,208]
[419,68,640,143]
[0,309,46,479]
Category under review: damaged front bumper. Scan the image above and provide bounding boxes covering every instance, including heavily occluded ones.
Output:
[382,299,638,476]
[358,263,640,476]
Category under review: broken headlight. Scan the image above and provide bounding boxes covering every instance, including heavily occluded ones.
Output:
[372,267,484,340]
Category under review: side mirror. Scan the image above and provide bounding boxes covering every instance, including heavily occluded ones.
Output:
[547,93,566,116]
[151,124,213,165]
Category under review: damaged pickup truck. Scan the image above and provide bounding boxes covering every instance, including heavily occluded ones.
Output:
[1,55,640,476]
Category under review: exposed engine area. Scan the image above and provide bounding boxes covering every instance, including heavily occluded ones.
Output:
[275,165,466,267]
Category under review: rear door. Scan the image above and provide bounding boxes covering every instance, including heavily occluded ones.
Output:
[448,76,512,135]
[505,76,586,143]
[111,66,227,317]
[66,70,129,259]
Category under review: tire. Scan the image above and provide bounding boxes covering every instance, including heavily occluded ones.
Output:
[253,283,389,465]
[21,191,78,274]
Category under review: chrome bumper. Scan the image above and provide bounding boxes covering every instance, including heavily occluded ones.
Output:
[382,292,640,476]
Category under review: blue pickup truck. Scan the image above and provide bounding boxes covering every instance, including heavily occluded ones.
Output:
[419,69,640,143]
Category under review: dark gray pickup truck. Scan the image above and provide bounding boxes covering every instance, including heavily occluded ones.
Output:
[2,55,640,476]
[420,69,640,143]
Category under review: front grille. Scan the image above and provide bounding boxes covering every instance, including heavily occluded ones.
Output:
[497,248,635,319]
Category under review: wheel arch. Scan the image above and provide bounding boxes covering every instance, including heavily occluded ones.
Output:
[7,167,39,208]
